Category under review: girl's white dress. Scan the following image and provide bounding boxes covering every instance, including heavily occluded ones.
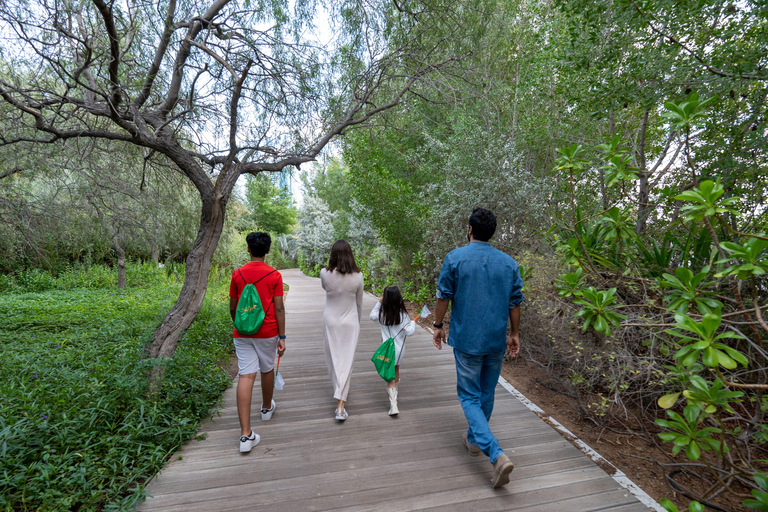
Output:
[369,302,416,365]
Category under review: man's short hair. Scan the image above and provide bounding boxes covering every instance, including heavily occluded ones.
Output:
[246,232,271,257]
[469,208,497,241]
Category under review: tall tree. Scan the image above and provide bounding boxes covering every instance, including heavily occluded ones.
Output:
[0,0,467,358]
[244,174,297,234]
[555,0,768,233]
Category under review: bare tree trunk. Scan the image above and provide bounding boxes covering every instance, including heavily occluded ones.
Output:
[147,192,227,358]
[116,244,126,289]
[635,109,651,234]
[636,172,650,234]
[150,242,159,265]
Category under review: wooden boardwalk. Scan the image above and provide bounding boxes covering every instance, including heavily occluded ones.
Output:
[138,269,651,511]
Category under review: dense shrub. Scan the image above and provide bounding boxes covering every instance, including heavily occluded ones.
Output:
[0,265,233,511]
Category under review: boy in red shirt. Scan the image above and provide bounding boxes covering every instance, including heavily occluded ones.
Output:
[229,232,286,453]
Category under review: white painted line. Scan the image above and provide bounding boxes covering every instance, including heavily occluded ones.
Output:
[498,375,665,512]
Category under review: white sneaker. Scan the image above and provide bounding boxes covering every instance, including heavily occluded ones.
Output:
[261,399,276,421]
[239,431,260,453]
[335,408,348,421]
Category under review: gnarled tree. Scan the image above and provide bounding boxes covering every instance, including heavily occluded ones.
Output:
[0,0,465,357]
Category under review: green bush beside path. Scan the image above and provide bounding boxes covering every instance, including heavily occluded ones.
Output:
[0,263,234,511]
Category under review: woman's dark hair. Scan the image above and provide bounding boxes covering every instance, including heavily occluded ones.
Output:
[379,286,408,327]
[326,239,360,274]
[469,208,497,241]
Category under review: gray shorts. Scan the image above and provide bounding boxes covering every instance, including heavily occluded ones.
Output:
[233,336,279,375]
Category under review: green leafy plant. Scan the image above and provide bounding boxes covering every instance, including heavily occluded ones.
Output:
[661,91,715,130]
[674,179,739,224]
[744,473,768,510]
[554,268,586,299]
[555,143,589,172]
[655,405,723,460]
[635,235,678,277]
[716,235,768,280]
[597,207,636,243]
[659,266,721,314]
[0,265,233,510]
[660,498,704,512]
[573,287,627,337]
[596,134,638,187]
[518,263,533,293]
[666,312,747,369]
[682,376,743,414]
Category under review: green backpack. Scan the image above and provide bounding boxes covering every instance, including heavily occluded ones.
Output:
[234,269,276,335]
[371,337,396,382]
[371,325,406,382]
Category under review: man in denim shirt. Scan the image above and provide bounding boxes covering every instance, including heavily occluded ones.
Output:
[432,208,524,488]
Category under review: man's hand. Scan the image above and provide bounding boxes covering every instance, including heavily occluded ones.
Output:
[433,327,446,350]
[506,333,520,358]
[277,338,286,357]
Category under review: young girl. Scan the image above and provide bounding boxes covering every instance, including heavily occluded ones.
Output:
[370,286,416,416]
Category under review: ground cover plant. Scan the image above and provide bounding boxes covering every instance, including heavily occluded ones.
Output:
[0,262,234,511]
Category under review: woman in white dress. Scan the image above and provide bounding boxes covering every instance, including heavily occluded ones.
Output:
[320,240,364,421]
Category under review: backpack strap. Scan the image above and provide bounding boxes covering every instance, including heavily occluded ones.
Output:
[386,322,408,366]
[237,268,277,286]
[237,269,278,314]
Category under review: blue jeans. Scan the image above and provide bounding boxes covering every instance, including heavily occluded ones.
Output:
[453,348,505,464]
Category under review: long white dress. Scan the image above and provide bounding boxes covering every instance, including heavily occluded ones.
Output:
[320,268,364,401]
[369,302,416,365]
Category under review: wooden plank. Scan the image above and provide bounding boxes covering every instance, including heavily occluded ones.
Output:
[138,269,651,511]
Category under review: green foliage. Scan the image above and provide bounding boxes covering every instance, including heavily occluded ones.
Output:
[0,265,233,510]
[659,266,720,314]
[573,287,627,337]
[661,92,715,130]
[244,174,297,235]
[596,135,638,187]
[518,263,533,294]
[555,144,589,172]
[655,405,724,460]
[682,377,743,415]
[660,498,704,512]
[296,196,335,267]
[635,234,677,277]
[717,236,768,280]
[597,207,636,243]
[554,267,586,299]
[745,474,768,510]
[666,312,747,370]
[675,179,739,224]
[0,141,202,274]
[0,261,172,294]
[265,247,292,270]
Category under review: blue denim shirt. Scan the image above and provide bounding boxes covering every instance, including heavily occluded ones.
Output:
[436,241,524,355]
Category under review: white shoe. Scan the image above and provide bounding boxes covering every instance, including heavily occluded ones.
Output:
[387,387,399,416]
[335,408,348,421]
[261,399,276,421]
[239,431,260,453]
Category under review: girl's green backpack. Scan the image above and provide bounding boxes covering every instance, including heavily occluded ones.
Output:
[234,269,276,335]
[371,324,406,382]
[371,337,396,382]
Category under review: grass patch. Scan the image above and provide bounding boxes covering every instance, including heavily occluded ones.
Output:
[0,264,234,511]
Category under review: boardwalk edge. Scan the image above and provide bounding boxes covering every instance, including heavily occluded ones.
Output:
[498,375,665,512]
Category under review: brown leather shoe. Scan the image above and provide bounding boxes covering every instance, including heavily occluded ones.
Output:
[491,453,514,488]
[463,431,481,457]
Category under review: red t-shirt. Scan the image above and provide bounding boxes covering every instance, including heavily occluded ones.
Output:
[229,262,284,338]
